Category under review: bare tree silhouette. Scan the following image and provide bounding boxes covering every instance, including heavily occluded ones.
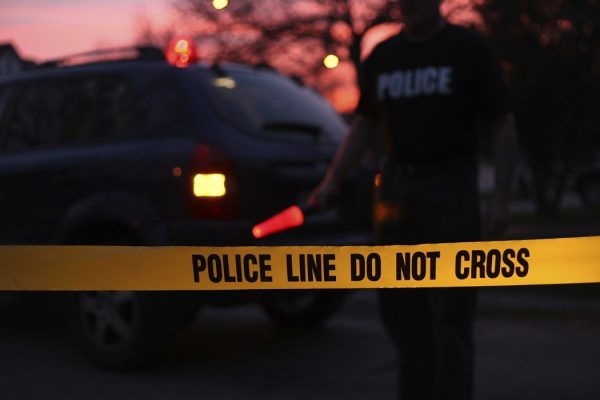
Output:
[136,0,477,110]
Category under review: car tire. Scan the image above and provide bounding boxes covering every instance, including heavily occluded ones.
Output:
[261,290,347,327]
[64,225,199,370]
[68,291,197,371]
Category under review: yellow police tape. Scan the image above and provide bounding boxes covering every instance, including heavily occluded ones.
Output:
[1,236,599,290]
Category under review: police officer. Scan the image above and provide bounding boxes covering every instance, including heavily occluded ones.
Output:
[309,0,517,399]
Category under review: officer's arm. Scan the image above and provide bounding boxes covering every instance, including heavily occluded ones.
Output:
[308,114,375,206]
[487,112,518,236]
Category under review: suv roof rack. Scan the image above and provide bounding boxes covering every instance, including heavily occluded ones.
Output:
[37,45,165,69]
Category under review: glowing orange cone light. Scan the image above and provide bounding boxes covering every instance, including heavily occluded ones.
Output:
[252,204,315,239]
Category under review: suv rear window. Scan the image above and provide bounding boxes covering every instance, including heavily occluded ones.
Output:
[1,75,137,152]
[191,68,346,142]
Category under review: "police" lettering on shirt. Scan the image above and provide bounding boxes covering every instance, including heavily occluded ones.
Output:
[377,66,453,100]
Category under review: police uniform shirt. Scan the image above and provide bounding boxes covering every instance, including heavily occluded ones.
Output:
[357,23,510,166]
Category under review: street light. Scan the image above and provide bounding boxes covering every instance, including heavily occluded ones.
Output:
[323,54,340,69]
[212,0,229,10]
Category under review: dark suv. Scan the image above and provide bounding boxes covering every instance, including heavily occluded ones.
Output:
[0,47,372,369]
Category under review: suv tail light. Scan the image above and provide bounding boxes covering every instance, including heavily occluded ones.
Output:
[188,144,239,219]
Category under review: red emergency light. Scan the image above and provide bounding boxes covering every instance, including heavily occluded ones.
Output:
[252,204,315,239]
[165,36,198,68]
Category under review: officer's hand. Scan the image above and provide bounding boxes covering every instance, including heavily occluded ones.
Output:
[307,179,338,209]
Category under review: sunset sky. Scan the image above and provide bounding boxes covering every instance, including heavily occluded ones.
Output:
[0,0,174,61]
[0,0,369,110]
[0,0,476,111]
[0,0,363,110]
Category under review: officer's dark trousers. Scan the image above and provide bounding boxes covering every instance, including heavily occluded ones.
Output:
[375,164,480,400]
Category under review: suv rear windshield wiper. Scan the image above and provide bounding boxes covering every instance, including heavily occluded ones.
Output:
[262,122,321,137]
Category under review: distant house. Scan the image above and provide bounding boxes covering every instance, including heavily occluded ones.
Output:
[0,43,25,75]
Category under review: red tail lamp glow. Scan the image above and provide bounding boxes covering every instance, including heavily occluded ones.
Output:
[252,205,306,239]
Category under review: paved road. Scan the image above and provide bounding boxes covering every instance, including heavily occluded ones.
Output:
[1,213,599,399]
[1,284,599,400]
